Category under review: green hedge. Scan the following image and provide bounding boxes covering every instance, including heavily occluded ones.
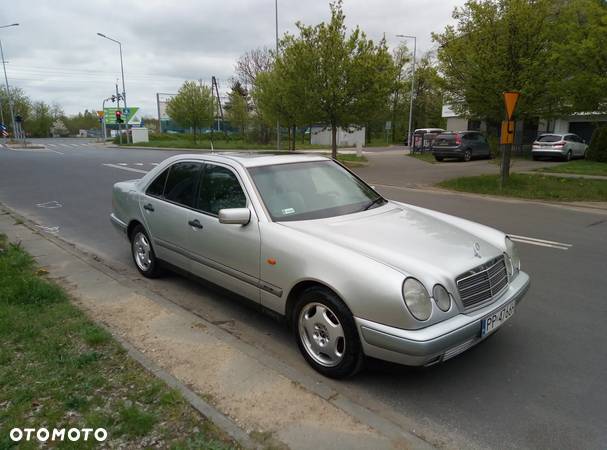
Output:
[587,127,607,162]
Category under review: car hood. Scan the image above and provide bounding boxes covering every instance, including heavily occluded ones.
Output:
[282,202,504,282]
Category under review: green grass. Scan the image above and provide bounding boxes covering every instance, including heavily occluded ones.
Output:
[534,160,607,177]
[407,152,437,163]
[438,173,607,202]
[0,236,236,450]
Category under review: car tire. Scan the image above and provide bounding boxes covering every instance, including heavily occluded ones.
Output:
[434,155,444,162]
[130,225,163,278]
[565,150,572,161]
[532,155,539,161]
[293,286,364,379]
[462,150,472,162]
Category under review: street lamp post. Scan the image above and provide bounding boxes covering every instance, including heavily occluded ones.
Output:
[275,0,280,150]
[0,23,19,141]
[396,34,416,149]
[97,32,129,143]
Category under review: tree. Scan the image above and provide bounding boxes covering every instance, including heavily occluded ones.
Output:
[63,110,98,135]
[432,0,596,183]
[0,87,31,135]
[50,119,69,137]
[262,0,397,157]
[166,81,213,142]
[28,101,54,137]
[549,0,607,114]
[235,48,275,145]
[225,81,250,138]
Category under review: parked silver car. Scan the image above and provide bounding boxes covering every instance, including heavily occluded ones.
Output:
[532,133,588,161]
[111,153,530,378]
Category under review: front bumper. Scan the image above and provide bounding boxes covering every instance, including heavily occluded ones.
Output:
[356,271,530,366]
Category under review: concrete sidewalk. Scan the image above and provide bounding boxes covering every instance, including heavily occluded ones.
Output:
[0,207,433,450]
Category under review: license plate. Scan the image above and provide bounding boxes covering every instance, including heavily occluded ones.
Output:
[481,301,515,337]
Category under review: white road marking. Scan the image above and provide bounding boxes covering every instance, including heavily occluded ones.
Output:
[36,200,63,209]
[69,144,80,148]
[45,148,64,155]
[509,234,572,250]
[102,163,148,174]
[118,163,128,166]
[134,163,144,166]
[150,163,159,166]
[47,143,58,147]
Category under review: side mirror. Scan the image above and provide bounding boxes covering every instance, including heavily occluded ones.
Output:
[218,208,251,225]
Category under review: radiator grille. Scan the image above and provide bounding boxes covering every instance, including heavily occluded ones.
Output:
[456,255,508,310]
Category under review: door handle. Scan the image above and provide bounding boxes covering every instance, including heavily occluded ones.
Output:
[188,219,203,229]
[143,203,154,212]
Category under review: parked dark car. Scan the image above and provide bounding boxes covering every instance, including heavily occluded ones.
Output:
[431,131,491,162]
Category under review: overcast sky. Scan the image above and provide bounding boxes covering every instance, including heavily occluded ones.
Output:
[2,0,465,117]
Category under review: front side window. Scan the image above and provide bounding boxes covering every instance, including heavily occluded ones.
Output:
[163,162,201,208]
[248,160,385,221]
[198,164,247,215]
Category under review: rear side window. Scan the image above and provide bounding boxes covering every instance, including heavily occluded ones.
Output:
[146,168,169,197]
[537,135,561,142]
[198,164,247,215]
[164,162,201,208]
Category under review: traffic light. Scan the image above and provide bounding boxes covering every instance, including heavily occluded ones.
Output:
[115,110,123,124]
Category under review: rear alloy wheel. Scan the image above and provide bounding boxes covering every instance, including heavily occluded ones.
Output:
[293,287,363,378]
[130,225,162,278]
[463,150,472,162]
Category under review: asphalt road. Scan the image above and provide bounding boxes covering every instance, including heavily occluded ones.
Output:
[1,139,606,449]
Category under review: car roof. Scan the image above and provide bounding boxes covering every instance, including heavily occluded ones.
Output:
[166,152,330,168]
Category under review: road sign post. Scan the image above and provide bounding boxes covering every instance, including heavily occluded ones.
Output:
[500,91,520,188]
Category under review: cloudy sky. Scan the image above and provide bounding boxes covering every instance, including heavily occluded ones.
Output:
[2,0,465,117]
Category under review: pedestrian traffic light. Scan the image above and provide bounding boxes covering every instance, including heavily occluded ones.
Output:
[115,110,123,124]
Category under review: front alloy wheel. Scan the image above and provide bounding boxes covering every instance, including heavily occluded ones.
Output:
[463,150,472,162]
[293,287,363,378]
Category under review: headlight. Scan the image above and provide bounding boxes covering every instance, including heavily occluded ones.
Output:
[403,278,432,321]
[433,284,451,312]
[505,237,521,278]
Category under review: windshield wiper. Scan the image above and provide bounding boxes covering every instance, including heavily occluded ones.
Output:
[363,196,385,211]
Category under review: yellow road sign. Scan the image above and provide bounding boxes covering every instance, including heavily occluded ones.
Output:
[96,110,105,118]
[500,120,515,145]
[503,92,520,120]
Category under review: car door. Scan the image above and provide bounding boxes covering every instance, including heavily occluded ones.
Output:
[140,161,203,271]
[186,162,261,302]
[571,134,585,156]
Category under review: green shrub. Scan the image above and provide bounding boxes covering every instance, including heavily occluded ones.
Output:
[587,126,607,162]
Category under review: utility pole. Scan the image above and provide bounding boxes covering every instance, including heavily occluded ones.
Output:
[0,39,17,141]
[275,0,280,151]
[116,81,122,144]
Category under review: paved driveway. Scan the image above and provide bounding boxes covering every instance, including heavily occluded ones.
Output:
[356,151,561,188]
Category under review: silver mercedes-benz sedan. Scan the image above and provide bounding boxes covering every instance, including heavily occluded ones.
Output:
[111,153,530,378]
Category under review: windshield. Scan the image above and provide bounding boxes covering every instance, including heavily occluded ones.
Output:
[248,160,385,221]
